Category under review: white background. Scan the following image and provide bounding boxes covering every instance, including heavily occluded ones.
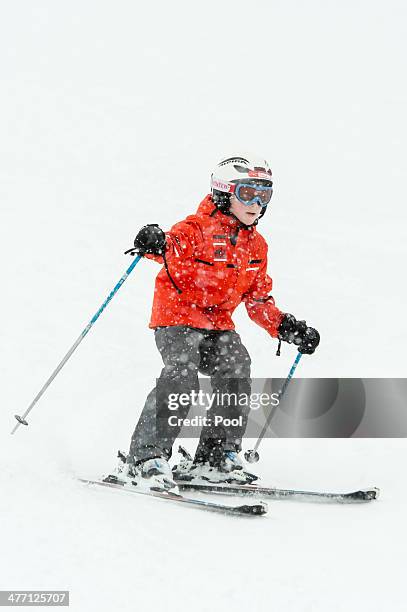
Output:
[1,1,406,611]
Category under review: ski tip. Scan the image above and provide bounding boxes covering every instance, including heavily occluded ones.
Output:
[362,487,380,500]
[346,487,380,502]
[238,502,268,515]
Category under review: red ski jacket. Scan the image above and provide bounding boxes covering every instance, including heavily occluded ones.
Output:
[147,195,284,337]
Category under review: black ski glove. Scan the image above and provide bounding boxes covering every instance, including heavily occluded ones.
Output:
[299,326,320,355]
[133,224,166,256]
[278,314,320,355]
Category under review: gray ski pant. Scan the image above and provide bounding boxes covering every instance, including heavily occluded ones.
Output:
[128,325,252,463]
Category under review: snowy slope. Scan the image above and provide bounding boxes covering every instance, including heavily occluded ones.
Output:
[1,1,407,610]
[1,436,405,612]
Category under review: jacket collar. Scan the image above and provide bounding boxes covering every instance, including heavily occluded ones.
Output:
[196,194,256,232]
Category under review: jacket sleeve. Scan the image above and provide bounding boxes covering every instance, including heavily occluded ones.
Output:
[243,254,284,338]
[144,218,203,264]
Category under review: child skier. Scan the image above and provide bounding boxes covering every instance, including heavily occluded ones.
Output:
[117,154,320,491]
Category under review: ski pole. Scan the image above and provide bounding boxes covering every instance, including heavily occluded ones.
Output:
[11,255,143,435]
[244,351,302,463]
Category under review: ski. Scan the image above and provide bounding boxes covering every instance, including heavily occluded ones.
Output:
[79,477,268,516]
[174,480,380,504]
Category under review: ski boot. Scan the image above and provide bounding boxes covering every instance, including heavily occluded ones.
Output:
[104,450,138,484]
[104,451,178,492]
[173,445,258,485]
[138,457,178,492]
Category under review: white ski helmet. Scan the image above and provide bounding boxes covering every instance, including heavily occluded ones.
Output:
[210,154,273,216]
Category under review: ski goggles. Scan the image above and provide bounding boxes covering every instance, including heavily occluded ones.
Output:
[211,177,273,208]
[234,183,273,207]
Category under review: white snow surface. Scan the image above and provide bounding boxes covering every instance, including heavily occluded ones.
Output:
[1,1,407,610]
